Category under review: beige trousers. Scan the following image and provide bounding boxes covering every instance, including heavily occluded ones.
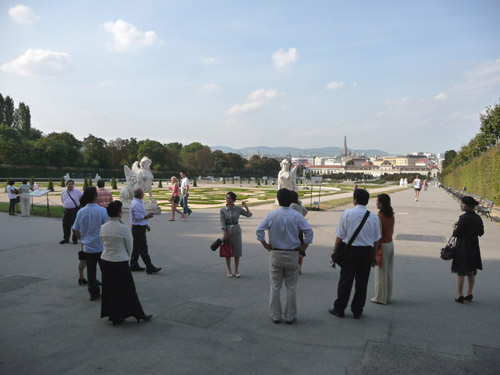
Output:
[372,242,394,304]
[269,251,300,322]
[20,193,30,217]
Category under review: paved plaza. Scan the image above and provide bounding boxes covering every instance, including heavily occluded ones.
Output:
[1,185,499,375]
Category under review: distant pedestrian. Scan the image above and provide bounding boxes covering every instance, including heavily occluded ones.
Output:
[180,171,193,217]
[6,179,18,216]
[19,179,33,217]
[220,191,252,278]
[413,175,422,201]
[256,188,313,324]
[371,194,395,305]
[100,201,152,325]
[452,196,484,304]
[97,179,113,208]
[60,180,82,244]
[72,187,109,301]
[329,188,381,319]
[168,176,185,221]
[130,188,161,274]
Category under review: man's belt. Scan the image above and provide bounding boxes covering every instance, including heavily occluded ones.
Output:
[270,247,299,251]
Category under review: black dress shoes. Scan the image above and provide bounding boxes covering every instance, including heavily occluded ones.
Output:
[130,266,146,272]
[147,266,161,274]
[328,307,344,318]
[90,294,101,301]
[353,312,362,319]
[59,239,69,244]
[135,314,153,323]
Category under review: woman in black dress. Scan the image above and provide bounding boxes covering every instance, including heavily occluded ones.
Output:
[100,201,152,325]
[451,196,484,303]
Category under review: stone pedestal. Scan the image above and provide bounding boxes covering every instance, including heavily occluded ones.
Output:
[121,200,161,215]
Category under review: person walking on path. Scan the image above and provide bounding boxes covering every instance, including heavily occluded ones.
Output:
[180,171,193,217]
[168,176,185,221]
[452,196,484,304]
[256,188,313,324]
[329,188,381,319]
[6,180,18,216]
[371,194,395,305]
[413,175,422,201]
[100,201,152,325]
[60,180,82,244]
[220,191,252,278]
[72,187,109,301]
[96,179,113,208]
[130,188,161,274]
[19,179,33,217]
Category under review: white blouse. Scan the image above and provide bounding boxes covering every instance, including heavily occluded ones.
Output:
[100,218,133,262]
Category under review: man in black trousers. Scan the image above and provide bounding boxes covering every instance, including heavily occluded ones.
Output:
[329,189,381,319]
[129,188,161,274]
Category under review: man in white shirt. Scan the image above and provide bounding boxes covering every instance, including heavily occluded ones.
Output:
[60,180,83,244]
[180,171,193,217]
[256,188,313,324]
[413,174,422,201]
[329,189,381,319]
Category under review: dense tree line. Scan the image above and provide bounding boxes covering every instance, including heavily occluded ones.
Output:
[442,98,500,172]
[0,92,280,176]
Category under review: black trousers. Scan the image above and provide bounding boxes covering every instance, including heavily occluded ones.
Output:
[62,208,79,242]
[9,199,16,214]
[86,252,102,297]
[334,246,373,314]
[131,225,153,269]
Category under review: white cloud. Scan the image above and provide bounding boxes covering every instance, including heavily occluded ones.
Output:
[99,80,115,87]
[226,88,282,116]
[453,58,500,96]
[352,82,358,87]
[325,81,345,91]
[8,5,39,24]
[434,92,448,101]
[198,82,220,93]
[1,49,71,77]
[203,57,221,65]
[272,48,298,70]
[104,19,162,52]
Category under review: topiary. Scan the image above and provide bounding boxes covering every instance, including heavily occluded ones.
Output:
[111,177,117,189]
[158,179,163,188]
[83,178,88,190]
[61,177,66,188]
[48,178,54,192]
[193,178,197,187]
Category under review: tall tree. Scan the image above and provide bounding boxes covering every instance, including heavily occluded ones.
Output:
[0,94,4,125]
[137,139,167,170]
[107,138,131,168]
[16,102,31,135]
[47,132,82,166]
[82,134,110,168]
[3,96,15,127]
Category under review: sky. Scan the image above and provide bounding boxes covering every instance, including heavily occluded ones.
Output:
[1,0,500,155]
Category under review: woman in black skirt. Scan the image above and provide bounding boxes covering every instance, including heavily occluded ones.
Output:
[451,196,484,303]
[100,201,152,325]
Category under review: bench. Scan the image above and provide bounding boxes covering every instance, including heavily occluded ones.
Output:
[476,199,494,220]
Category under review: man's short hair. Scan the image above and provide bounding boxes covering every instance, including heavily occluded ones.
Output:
[66,179,74,185]
[97,179,105,188]
[134,188,143,199]
[353,188,369,206]
[277,188,292,207]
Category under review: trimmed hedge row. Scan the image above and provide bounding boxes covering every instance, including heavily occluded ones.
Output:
[442,143,500,205]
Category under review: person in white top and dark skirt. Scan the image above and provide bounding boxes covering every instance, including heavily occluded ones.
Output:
[100,201,152,326]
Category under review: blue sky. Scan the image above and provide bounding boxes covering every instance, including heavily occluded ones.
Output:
[1,0,500,155]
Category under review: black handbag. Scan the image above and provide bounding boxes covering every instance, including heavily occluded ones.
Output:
[211,238,223,251]
[331,211,371,268]
[440,236,456,260]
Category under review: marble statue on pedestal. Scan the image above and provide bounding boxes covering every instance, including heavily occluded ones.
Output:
[63,173,71,183]
[277,158,298,192]
[93,174,102,183]
[120,156,161,214]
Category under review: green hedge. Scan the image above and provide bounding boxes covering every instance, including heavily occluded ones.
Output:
[442,143,500,204]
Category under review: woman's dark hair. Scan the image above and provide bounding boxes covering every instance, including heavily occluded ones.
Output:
[8,179,15,185]
[80,187,97,207]
[106,201,122,217]
[227,191,237,202]
[377,193,394,218]
[290,191,299,204]
[461,196,478,209]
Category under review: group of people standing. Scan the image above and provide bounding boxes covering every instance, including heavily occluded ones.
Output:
[6,179,36,217]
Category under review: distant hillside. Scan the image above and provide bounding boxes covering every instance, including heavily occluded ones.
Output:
[211,146,389,157]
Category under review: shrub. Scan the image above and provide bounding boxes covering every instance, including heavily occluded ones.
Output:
[158,179,163,188]
[193,178,197,187]
[48,178,54,192]
[60,177,66,187]
[111,177,117,189]
[83,178,88,190]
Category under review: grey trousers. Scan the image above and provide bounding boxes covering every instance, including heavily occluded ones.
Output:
[372,242,394,304]
[269,251,300,322]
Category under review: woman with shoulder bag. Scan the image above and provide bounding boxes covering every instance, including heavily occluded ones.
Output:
[452,196,484,304]
[7,180,19,216]
[371,194,395,305]
[220,192,252,278]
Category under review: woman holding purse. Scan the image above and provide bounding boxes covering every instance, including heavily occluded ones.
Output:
[371,194,395,305]
[220,192,252,278]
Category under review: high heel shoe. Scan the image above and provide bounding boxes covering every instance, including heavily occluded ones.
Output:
[112,318,124,326]
[464,294,473,302]
[455,296,464,304]
[135,314,153,323]
[78,278,88,285]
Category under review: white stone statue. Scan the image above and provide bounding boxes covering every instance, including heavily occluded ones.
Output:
[403,178,408,187]
[63,173,71,182]
[399,178,404,186]
[277,158,298,192]
[93,173,102,183]
[120,156,160,214]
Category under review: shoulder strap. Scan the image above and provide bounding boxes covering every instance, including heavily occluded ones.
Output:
[347,211,371,247]
[67,190,79,208]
